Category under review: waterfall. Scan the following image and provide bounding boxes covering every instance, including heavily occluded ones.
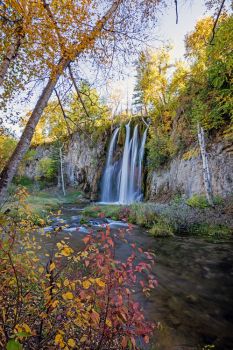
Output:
[101,123,147,204]
[137,127,148,200]
[128,124,139,203]
[101,127,119,202]
[119,122,131,204]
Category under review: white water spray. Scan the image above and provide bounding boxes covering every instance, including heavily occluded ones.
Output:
[101,123,147,204]
[101,127,119,202]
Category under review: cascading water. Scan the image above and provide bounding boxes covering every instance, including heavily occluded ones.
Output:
[119,122,131,204]
[137,127,148,200]
[101,127,119,202]
[128,124,139,203]
[101,123,147,204]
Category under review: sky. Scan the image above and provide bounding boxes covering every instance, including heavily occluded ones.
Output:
[158,0,207,60]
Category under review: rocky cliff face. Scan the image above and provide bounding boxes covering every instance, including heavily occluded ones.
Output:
[64,133,107,199]
[21,132,108,200]
[147,141,233,200]
[22,132,232,202]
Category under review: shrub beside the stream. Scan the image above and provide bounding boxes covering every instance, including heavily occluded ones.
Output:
[0,189,156,350]
[149,221,174,237]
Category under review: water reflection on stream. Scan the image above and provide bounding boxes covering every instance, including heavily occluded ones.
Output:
[40,204,233,350]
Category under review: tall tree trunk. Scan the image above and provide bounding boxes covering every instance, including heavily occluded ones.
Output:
[0,58,69,200]
[0,24,24,86]
[59,144,66,196]
[197,123,214,205]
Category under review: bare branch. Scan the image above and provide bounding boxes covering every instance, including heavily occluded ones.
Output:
[210,0,226,44]
[68,64,92,121]
[54,88,72,137]
[174,0,178,24]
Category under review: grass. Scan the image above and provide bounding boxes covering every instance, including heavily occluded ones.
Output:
[148,221,174,237]
[25,188,83,213]
[187,223,232,239]
[82,204,123,219]
[1,188,83,225]
[186,194,224,209]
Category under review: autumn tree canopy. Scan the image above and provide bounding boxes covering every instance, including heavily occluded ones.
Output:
[0,0,165,198]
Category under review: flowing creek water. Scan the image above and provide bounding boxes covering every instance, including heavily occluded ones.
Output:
[40,204,233,350]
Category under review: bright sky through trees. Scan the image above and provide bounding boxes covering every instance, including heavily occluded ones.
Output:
[106,1,210,113]
[0,1,218,136]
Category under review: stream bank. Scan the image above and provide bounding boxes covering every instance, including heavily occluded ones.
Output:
[80,200,233,239]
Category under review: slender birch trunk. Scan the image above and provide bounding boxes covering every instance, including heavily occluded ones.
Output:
[59,145,66,196]
[0,24,24,86]
[197,123,214,205]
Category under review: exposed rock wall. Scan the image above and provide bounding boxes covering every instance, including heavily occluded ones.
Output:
[21,132,232,201]
[64,133,107,199]
[21,132,108,199]
[147,141,233,200]
[21,144,55,179]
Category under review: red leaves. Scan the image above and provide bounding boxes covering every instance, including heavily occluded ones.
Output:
[90,309,100,325]
[82,235,90,244]
[121,336,128,348]
[107,237,114,247]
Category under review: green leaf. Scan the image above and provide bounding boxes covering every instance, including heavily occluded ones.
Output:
[14,331,30,337]
[6,339,23,350]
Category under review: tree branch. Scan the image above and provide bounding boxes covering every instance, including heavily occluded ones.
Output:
[210,0,226,44]
[174,0,178,24]
[54,88,72,137]
[68,64,92,121]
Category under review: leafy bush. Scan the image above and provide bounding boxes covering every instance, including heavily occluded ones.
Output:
[82,205,123,220]
[182,148,199,161]
[147,133,171,169]
[23,149,37,161]
[186,194,224,209]
[149,221,174,237]
[14,176,34,188]
[188,223,232,239]
[37,157,58,182]
[127,203,158,228]
[0,190,156,350]
[186,194,210,209]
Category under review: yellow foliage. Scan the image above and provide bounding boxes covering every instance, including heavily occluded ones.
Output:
[80,335,87,343]
[64,279,70,287]
[52,300,59,308]
[38,267,44,274]
[182,148,199,161]
[55,333,65,348]
[67,338,76,348]
[105,319,112,327]
[62,292,74,300]
[49,262,56,271]
[95,278,106,288]
[82,280,92,289]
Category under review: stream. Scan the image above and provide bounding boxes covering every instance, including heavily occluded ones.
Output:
[40,204,233,350]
